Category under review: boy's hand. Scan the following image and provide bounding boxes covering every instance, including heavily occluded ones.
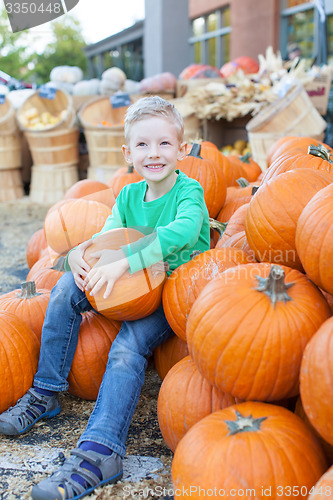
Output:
[67,239,92,291]
[84,249,129,299]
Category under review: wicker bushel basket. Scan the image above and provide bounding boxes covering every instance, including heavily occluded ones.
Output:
[25,127,79,168]
[79,96,129,182]
[0,96,24,200]
[17,88,75,132]
[246,84,327,170]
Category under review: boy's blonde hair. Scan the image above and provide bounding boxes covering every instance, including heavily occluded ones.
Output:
[124,96,184,144]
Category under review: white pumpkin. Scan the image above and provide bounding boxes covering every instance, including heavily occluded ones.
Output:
[101,67,127,91]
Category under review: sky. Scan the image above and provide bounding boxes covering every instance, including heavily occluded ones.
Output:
[0,0,145,51]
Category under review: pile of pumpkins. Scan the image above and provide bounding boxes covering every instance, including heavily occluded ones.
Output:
[0,135,332,498]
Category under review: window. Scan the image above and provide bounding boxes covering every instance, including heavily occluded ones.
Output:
[280,1,316,61]
[189,7,231,70]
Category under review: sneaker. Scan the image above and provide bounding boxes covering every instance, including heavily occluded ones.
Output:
[0,388,61,436]
[31,448,123,499]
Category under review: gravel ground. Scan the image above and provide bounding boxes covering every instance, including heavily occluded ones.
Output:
[0,197,174,500]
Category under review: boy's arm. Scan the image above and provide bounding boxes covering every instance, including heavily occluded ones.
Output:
[121,184,207,273]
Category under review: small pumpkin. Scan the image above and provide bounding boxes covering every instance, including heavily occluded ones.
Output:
[68,310,121,400]
[107,165,143,198]
[157,356,239,452]
[28,256,65,291]
[153,334,189,381]
[178,143,227,218]
[227,152,262,182]
[84,228,166,321]
[26,228,48,269]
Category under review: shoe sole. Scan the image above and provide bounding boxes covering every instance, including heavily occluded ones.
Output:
[31,470,123,500]
[0,406,61,436]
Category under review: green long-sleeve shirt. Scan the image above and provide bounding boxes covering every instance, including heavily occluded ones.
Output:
[66,170,210,276]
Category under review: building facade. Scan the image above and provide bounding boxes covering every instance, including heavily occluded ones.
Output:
[84,0,333,80]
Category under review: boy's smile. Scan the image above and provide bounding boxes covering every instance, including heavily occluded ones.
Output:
[122,116,186,200]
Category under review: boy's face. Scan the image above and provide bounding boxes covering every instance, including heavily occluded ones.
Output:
[122,117,186,188]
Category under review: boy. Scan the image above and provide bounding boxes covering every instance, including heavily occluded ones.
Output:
[0,96,210,499]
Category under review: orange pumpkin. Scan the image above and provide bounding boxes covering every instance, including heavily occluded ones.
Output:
[216,178,257,224]
[44,198,112,255]
[296,183,333,294]
[187,263,331,401]
[63,179,110,199]
[0,311,40,413]
[295,396,333,466]
[172,402,327,499]
[245,168,332,270]
[84,228,166,321]
[157,356,239,452]
[178,143,227,218]
[216,229,255,260]
[153,334,189,381]
[0,281,50,342]
[308,466,333,499]
[107,165,143,198]
[261,144,333,184]
[217,202,249,245]
[28,257,65,291]
[300,316,333,446]
[68,310,121,400]
[162,247,252,341]
[26,228,48,269]
[227,152,262,182]
[267,136,332,168]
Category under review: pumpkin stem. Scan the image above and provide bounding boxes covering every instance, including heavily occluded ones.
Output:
[190,250,202,259]
[240,152,252,164]
[255,265,294,307]
[251,185,260,195]
[236,177,250,188]
[308,144,333,163]
[51,255,66,272]
[188,143,203,159]
[209,217,228,240]
[127,165,134,173]
[226,410,267,435]
[16,281,42,298]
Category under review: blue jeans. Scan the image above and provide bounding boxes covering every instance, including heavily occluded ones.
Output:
[34,272,174,458]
